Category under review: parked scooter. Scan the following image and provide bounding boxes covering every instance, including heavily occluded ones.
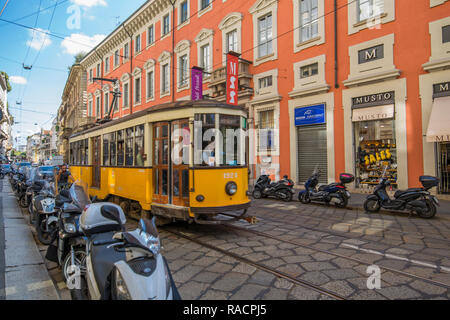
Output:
[252,174,295,202]
[67,181,180,300]
[31,180,59,245]
[363,166,439,219]
[45,184,86,282]
[298,167,354,208]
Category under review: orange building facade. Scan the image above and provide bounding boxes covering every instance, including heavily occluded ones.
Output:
[79,0,450,197]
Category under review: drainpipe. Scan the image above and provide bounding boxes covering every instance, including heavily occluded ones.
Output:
[123,24,134,114]
[170,0,176,103]
[334,0,339,89]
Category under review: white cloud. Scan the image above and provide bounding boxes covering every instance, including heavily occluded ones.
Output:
[26,28,52,50]
[70,0,107,7]
[9,76,27,85]
[61,33,106,55]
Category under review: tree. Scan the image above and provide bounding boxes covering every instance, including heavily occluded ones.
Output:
[74,52,87,64]
[0,71,12,92]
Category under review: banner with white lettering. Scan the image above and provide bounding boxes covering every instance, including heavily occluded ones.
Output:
[226,53,239,106]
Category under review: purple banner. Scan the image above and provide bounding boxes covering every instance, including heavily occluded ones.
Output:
[191,67,203,101]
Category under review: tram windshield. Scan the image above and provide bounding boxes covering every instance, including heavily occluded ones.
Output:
[194,113,247,167]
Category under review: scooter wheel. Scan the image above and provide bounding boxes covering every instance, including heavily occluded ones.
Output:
[252,189,262,199]
[364,199,380,213]
[416,199,436,219]
[19,195,28,208]
[335,196,348,209]
[299,193,311,204]
[281,190,292,202]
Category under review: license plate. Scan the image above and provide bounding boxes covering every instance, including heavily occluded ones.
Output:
[41,199,55,213]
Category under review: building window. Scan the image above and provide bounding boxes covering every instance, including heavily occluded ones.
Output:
[104,92,109,115]
[105,57,110,73]
[163,14,170,36]
[135,77,141,104]
[114,50,120,66]
[179,54,188,87]
[162,64,169,94]
[258,110,275,152]
[226,29,238,53]
[258,13,273,58]
[147,71,154,99]
[113,95,118,112]
[123,83,129,108]
[180,1,188,24]
[148,25,154,45]
[258,76,273,89]
[300,63,318,78]
[200,44,210,73]
[124,42,129,59]
[96,96,100,117]
[135,34,141,53]
[88,100,93,116]
[201,0,210,10]
[443,25,450,43]
[357,0,383,22]
[300,0,318,42]
[89,69,93,82]
[96,63,100,76]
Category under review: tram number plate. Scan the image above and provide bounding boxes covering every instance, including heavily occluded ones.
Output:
[224,173,238,179]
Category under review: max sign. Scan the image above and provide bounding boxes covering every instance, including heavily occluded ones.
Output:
[226,52,239,105]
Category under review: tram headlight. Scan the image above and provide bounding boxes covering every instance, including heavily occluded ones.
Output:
[196,195,205,202]
[225,182,238,196]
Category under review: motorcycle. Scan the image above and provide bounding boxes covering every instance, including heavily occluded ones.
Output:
[68,181,180,300]
[32,180,59,245]
[363,166,440,219]
[45,185,86,282]
[298,168,354,208]
[252,174,295,202]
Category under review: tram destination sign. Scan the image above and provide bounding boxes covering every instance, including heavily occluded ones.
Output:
[352,91,395,109]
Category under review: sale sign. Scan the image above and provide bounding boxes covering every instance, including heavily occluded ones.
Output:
[191,67,203,101]
[226,52,239,105]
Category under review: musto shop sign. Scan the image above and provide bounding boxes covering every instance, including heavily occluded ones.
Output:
[351,91,395,122]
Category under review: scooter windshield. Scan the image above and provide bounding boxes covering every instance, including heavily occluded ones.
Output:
[70,180,91,210]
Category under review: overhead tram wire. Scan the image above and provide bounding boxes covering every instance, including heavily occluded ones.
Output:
[0,0,10,18]
[0,55,68,72]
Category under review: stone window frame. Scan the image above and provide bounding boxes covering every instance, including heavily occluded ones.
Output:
[135,33,142,56]
[219,12,243,65]
[343,33,400,88]
[178,0,190,30]
[253,68,279,97]
[292,0,325,53]
[94,89,101,118]
[103,84,111,116]
[114,49,120,69]
[104,56,110,74]
[195,28,214,82]
[198,0,213,18]
[158,51,172,98]
[422,16,450,72]
[347,0,395,35]
[253,102,280,157]
[249,0,278,66]
[289,54,329,98]
[123,41,130,63]
[133,67,143,107]
[121,73,131,110]
[144,59,156,102]
[175,40,191,92]
[89,68,93,83]
[161,10,172,40]
[88,95,93,117]
[430,0,449,7]
[147,24,155,48]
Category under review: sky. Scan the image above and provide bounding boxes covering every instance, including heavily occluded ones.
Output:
[0,0,147,147]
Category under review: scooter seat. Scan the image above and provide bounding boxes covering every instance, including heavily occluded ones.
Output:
[318,183,338,191]
[394,188,423,198]
[90,232,126,295]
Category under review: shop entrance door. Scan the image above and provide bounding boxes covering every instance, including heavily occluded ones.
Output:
[438,142,450,194]
[297,124,328,184]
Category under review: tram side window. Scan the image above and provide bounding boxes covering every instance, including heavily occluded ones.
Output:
[103,134,110,166]
[117,130,124,166]
[110,133,116,166]
[125,127,134,166]
[182,169,189,197]
[135,125,145,167]
[219,114,241,166]
[80,140,86,165]
[70,143,75,165]
[83,139,89,165]
[74,142,80,165]
[194,114,216,166]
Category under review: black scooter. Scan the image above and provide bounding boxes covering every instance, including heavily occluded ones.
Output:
[363,167,439,219]
[252,174,295,202]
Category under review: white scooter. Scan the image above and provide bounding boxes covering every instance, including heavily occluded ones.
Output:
[68,181,180,300]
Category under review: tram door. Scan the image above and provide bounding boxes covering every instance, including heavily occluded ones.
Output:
[92,136,101,188]
[153,120,190,206]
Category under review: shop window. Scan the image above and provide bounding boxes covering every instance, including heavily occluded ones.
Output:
[354,119,397,188]
[125,127,134,166]
[135,125,145,166]
[300,63,318,79]
[258,110,275,152]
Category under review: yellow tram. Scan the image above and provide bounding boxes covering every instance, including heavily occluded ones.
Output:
[68,100,252,225]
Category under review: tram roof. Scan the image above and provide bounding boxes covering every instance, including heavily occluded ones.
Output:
[70,100,246,139]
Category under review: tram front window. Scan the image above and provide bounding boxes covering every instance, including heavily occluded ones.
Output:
[220,115,242,166]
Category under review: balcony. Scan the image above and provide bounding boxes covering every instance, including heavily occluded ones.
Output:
[208,60,254,104]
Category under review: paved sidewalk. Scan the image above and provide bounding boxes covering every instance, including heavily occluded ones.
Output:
[0,179,59,300]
